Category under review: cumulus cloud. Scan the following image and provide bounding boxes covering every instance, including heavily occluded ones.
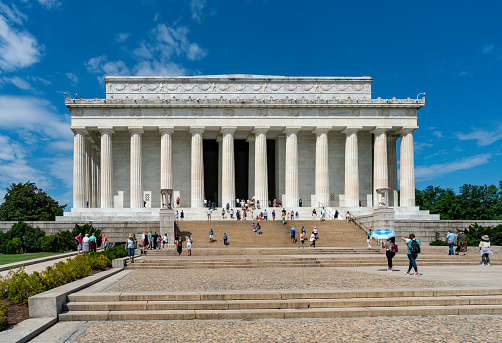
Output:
[456,125,502,146]
[415,153,491,181]
[0,10,43,72]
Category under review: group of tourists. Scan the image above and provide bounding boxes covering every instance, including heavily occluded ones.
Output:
[175,210,185,221]
[380,231,495,275]
[75,233,98,254]
[137,231,169,253]
[293,226,318,248]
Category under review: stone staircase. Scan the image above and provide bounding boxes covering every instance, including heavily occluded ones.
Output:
[59,288,502,321]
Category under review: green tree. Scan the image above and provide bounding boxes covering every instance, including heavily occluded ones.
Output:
[415,186,462,220]
[0,182,66,221]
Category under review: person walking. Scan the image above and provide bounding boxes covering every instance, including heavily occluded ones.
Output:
[186,235,193,256]
[180,210,184,221]
[479,235,492,266]
[176,236,183,256]
[125,234,135,263]
[223,233,228,246]
[401,234,421,276]
[209,229,214,243]
[366,229,373,249]
[89,233,97,252]
[141,232,146,254]
[445,230,457,256]
[299,231,306,248]
[264,209,268,220]
[75,233,83,255]
[281,208,286,224]
[310,231,316,248]
[456,231,468,255]
[82,234,90,254]
[272,210,276,220]
[207,208,212,221]
[252,222,256,233]
[312,208,317,220]
[162,233,168,250]
[291,227,296,243]
[102,234,108,251]
[382,237,398,272]
[147,231,153,250]
[256,222,261,234]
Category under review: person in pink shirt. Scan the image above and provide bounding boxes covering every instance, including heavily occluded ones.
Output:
[75,233,83,254]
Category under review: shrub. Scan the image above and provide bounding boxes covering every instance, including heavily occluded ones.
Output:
[101,244,127,260]
[5,237,22,254]
[57,230,77,252]
[38,235,60,252]
[0,304,5,331]
[463,224,502,246]
[0,222,45,254]
[429,240,448,246]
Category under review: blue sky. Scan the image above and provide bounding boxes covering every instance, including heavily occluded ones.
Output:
[0,0,501,209]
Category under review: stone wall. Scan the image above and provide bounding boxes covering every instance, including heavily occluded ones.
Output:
[0,221,160,244]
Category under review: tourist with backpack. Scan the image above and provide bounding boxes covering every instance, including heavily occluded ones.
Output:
[401,234,422,276]
[382,237,398,272]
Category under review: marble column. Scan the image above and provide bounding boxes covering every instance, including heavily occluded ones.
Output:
[247,136,255,200]
[160,127,174,191]
[400,127,417,207]
[371,127,390,207]
[217,135,222,207]
[254,126,269,207]
[314,127,330,207]
[387,135,399,207]
[221,127,236,208]
[99,127,114,208]
[190,127,205,208]
[90,143,98,208]
[284,127,300,207]
[85,136,92,208]
[72,127,86,209]
[342,127,361,207]
[129,127,143,208]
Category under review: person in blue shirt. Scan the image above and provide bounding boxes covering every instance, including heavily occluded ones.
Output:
[147,231,152,250]
[291,228,296,243]
[445,231,457,256]
[125,234,135,263]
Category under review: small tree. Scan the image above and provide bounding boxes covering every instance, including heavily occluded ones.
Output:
[0,182,66,221]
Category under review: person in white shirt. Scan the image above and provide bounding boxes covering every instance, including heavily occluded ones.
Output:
[310,231,316,248]
[207,208,212,221]
[186,235,193,256]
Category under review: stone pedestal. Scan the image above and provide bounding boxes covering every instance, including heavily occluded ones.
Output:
[160,208,175,247]
[372,207,395,232]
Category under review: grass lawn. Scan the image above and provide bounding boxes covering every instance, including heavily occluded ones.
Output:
[0,252,69,265]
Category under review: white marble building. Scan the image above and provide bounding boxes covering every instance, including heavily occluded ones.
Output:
[63,75,432,221]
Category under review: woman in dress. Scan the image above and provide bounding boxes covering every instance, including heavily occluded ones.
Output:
[82,234,90,254]
[312,208,317,220]
[456,232,468,255]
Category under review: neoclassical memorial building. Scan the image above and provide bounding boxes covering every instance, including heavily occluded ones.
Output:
[64,75,434,221]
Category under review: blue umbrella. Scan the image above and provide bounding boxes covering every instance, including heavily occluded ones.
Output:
[371,229,396,240]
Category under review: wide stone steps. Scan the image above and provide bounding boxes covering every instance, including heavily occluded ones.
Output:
[59,289,502,321]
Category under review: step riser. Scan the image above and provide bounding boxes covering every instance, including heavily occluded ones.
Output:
[58,306,502,321]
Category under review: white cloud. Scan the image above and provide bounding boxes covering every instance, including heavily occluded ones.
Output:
[36,0,61,9]
[481,43,495,54]
[115,32,130,43]
[0,134,51,191]
[87,24,207,78]
[456,125,502,146]
[48,156,73,189]
[0,75,31,90]
[433,131,443,138]
[415,153,492,181]
[414,141,433,153]
[0,95,71,141]
[66,72,78,85]
[0,5,43,71]
[190,0,206,24]
[0,3,27,25]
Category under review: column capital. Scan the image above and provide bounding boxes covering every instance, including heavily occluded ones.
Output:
[253,126,270,134]
[159,126,174,135]
[283,126,301,135]
[98,126,114,134]
[128,126,144,134]
[369,126,392,134]
[71,126,87,134]
[246,135,255,143]
[400,126,419,135]
[190,126,205,134]
[313,126,331,134]
[342,126,363,135]
[216,134,223,143]
[221,126,237,135]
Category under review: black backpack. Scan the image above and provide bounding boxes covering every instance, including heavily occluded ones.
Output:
[409,239,420,254]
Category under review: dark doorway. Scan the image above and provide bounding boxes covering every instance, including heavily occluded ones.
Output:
[267,139,275,203]
[203,140,218,203]
[234,140,249,200]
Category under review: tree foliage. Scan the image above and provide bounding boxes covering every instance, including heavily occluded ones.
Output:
[416,181,502,220]
[0,182,66,221]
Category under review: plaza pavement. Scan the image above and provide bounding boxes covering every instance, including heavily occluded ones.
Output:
[28,263,502,343]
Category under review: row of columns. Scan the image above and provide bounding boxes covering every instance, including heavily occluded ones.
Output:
[73,126,416,209]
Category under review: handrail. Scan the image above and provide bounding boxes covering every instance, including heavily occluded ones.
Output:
[350,215,371,234]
